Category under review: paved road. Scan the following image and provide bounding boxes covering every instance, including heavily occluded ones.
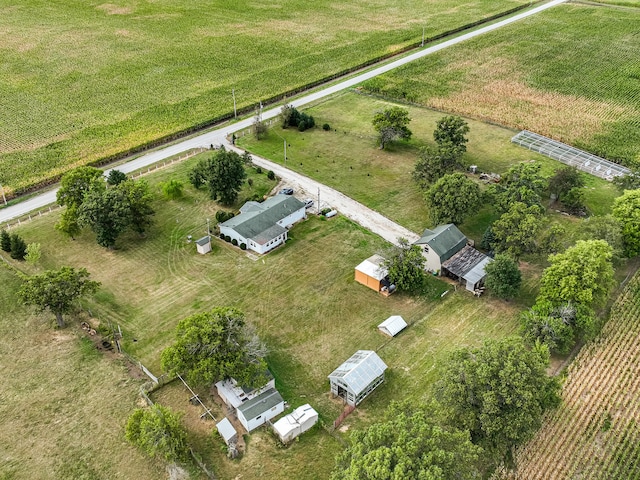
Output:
[0,0,567,224]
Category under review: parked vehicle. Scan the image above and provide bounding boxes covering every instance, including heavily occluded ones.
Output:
[278,188,294,195]
[304,198,314,208]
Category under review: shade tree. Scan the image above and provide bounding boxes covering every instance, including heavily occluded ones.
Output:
[332,401,483,480]
[433,115,470,153]
[425,173,481,225]
[372,107,412,150]
[382,238,426,294]
[189,147,247,205]
[161,307,267,388]
[18,266,100,328]
[484,254,521,300]
[612,189,640,257]
[491,202,544,259]
[489,162,547,213]
[125,405,188,462]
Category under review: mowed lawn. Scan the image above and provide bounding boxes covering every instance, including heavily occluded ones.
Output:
[358,4,640,165]
[0,0,529,194]
[4,154,522,478]
[237,92,620,236]
[0,268,165,480]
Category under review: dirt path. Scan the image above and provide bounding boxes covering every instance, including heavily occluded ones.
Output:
[226,142,420,246]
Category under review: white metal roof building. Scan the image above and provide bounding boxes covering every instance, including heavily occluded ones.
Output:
[272,404,318,444]
[378,315,407,337]
[328,350,388,406]
[216,417,238,446]
[236,388,285,432]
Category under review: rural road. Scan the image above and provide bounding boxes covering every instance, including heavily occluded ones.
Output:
[0,0,567,226]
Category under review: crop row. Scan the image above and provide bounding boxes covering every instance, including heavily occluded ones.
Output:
[502,276,640,479]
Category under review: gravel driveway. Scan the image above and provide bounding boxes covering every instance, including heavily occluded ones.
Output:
[226,142,420,246]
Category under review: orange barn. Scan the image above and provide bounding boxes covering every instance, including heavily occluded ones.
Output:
[354,254,388,292]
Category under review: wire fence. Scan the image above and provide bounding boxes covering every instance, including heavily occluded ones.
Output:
[511,130,630,181]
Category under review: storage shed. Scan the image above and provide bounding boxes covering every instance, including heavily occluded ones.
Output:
[272,404,318,444]
[378,315,407,337]
[354,255,388,292]
[441,245,492,292]
[236,388,285,432]
[328,350,387,406]
[216,417,238,446]
[196,236,211,254]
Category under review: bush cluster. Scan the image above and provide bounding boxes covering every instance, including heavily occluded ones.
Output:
[281,105,315,132]
[215,210,235,223]
[1,230,27,260]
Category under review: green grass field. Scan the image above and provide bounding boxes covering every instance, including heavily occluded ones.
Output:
[0,0,529,195]
[0,267,166,480]
[358,4,640,166]
[2,152,524,478]
[237,92,620,237]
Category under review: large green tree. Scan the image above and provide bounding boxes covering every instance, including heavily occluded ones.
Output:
[484,254,521,300]
[78,186,134,248]
[580,215,624,262]
[489,162,547,213]
[56,166,104,208]
[190,147,247,205]
[119,179,155,236]
[332,401,482,480]
[612,189,640,257]
[491,202,544,259]
[425,173,481,225]
[413,143,465,188]
[18,266,100,328]
[125,405,188,462]
[436,337,560,464]
[548,166,584,200]
[433,115,470,153]
[383,238,426,294]
[538,240,614,311]
[372,107,412,150]
[521,301,577,354]
[161,307,267,388]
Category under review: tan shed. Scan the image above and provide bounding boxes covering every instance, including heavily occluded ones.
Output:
[354,255,388,292]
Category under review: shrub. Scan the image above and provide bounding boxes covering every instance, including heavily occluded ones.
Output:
[25,243,42,264]
[298,120,307,132]
[161,179,184,200]
[256,166,263,174]
[9,234,27,260]
[125,405,188,462]
[215,210,226,222]
[322,123,331,131]
[106,169,127,186]
[0,230,11,252]
[219,233,225,239]
[267,170,275,180]
[240,243,247,250]
[224,235,231,243]
[231,239,238,246]
[247,178,254,187]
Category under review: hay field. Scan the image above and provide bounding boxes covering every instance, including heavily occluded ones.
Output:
[360,4,640,166]
[4,153,522,478]
[0,0,528,194]
[499,272,640,479]
[0,267,165,480]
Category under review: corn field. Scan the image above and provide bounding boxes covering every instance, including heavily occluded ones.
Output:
[498,273,640,479]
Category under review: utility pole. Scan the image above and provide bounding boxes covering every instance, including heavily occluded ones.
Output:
[0,184,6,206]
[421,26,425,47]
[284,140,287,166]
[232,89,237,118]
[206,218,211,236]
[317,187,320,215]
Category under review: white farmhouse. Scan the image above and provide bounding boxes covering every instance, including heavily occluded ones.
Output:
[219,196,306,254]
[236,388,285,432]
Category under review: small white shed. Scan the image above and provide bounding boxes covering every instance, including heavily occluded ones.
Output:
[236,388,285,432]
[378,315,407,337]
[196,236,211,254]
[216,417,238,446]
[272,404,318,444]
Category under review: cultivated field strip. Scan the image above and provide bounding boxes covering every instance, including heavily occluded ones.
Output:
[501,275,640,479]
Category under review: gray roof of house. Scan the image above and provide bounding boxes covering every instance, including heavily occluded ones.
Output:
[328,350,387,395]
[414,224,467,262]
[442,245,488,277]
[237,388,284,420]
[220,196,305,241]
[195,236,210,246]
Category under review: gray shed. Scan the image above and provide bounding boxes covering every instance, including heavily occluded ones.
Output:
[196,236,211,254]
[328,350,387,406]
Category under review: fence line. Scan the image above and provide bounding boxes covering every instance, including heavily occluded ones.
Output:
[333,404,356,430]
[3,147,207,231]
